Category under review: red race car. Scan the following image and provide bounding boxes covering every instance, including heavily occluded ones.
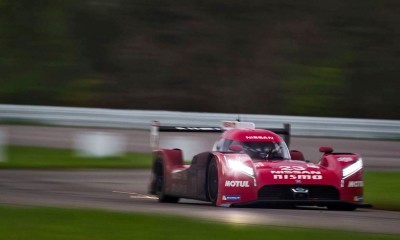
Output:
[149,121,371,210]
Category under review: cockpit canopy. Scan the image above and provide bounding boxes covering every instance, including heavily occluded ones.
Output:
[213,123,291,160]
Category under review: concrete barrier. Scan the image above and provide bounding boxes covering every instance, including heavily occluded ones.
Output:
[1,104,399,139]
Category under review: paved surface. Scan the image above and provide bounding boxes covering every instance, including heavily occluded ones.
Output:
[1,125,400,234]
[1,169,400,234]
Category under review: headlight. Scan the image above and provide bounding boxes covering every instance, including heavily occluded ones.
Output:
[342,158,363,179]
[225,157,254,177]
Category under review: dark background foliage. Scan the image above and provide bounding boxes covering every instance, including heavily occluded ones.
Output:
[1,0,399,119]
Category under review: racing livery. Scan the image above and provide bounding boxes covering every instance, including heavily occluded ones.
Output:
[149,121,371,210]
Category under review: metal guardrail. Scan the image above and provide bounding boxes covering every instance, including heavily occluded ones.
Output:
[0,104,399,139]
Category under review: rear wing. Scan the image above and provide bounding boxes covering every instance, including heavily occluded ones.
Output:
[150,121,291,148]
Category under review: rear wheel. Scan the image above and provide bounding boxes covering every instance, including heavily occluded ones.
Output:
[154,158,179,203]
[207,158,219,205]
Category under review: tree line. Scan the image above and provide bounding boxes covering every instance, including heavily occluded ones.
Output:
[1,0,399,119]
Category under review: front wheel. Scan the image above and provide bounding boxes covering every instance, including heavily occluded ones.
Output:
[154,158,179,203]
[207,158,219,205]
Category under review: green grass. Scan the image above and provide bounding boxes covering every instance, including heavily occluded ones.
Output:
[0,205,398,240]
[364,171,400,211]
[0,146,152,169]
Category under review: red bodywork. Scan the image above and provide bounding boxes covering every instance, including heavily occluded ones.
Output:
[149,126,368,209]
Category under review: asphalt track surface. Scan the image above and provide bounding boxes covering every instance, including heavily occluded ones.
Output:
[1,125,400,234]
[1,169,400,235]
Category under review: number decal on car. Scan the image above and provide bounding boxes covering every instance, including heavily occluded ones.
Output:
[279,166,306,171]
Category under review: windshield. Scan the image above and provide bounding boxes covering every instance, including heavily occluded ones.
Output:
[240,141,290,160]
[221,140,290,160]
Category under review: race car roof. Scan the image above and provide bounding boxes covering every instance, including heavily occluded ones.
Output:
[221,128,283,142]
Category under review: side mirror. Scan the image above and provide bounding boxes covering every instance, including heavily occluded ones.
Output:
[229,145,243,152]
[319,146,333,154]
[290,150,305,161]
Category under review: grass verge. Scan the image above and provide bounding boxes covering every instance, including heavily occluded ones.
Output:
[0,146,152,168]
[0,205,399,240]
[364,171,400,211]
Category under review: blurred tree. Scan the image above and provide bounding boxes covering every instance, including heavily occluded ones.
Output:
[0,0,100,106]
[0,0,399,119]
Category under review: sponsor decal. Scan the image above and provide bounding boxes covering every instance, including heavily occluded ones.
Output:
[245,136,274,140]
[273,175,323,180]
[222,195,241,201]
[225,180,250,188]
[338,157,354,162]
[271,166,323,180]
[354,196,363,202]
[348,181,364,187]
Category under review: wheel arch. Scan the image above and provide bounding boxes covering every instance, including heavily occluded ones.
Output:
[204,152,221,202]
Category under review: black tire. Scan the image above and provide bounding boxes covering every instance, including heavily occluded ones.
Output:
[207,158,219,205]
[154,158,179,203]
